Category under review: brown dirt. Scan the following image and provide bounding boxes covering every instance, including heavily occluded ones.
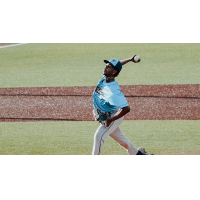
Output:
[0,84,199,122]
[0,43,18,47]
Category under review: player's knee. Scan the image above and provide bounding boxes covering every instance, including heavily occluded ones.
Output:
[94,132,103,141]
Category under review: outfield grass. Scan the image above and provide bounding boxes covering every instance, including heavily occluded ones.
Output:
[0,43,200,88]
[0,120,199,155]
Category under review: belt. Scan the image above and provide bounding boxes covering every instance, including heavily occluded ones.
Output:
[97,107,119,114]
[94,108,120,128]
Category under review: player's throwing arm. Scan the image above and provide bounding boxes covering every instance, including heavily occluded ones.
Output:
[120,55,141,65]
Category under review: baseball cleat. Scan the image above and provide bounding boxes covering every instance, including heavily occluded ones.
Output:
[137,147,154,155]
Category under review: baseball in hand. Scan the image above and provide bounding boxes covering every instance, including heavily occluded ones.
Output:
[134,55,140,63]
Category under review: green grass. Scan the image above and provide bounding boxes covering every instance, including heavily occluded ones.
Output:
[0,43,200,88]
[103,120,200,155]
[0,121,95,155]
[0,120,199,155]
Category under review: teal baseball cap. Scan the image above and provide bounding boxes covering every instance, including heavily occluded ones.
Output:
[104,58,122,72]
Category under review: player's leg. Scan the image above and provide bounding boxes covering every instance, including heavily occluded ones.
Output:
[92,117,124,155]
[109,127,138,155]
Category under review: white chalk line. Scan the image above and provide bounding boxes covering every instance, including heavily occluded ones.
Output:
[0,43,28,49]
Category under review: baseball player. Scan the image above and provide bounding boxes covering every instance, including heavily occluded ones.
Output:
[92,55,153,155]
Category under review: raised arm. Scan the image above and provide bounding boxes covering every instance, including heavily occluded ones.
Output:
[120,55,140,65]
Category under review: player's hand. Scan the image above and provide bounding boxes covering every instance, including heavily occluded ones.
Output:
[131,55,137,62]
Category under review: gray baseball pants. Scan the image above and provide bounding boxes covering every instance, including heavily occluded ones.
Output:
[92,112,138,155]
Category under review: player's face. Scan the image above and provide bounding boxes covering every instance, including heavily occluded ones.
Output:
[103,63,117,77]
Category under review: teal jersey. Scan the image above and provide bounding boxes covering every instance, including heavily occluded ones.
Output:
[93,76,129,112]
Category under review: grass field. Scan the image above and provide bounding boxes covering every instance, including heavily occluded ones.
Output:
[0,43,200,88]
[0,43,199,155]
[0,120,199,155]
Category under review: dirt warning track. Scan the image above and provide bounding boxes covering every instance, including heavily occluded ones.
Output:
[0,85,199,122]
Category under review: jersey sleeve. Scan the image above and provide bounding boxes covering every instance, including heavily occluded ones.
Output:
[108,88,129,108]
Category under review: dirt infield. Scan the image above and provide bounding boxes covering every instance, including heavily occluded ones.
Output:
[0,84,199,122]
[0,43,18,46]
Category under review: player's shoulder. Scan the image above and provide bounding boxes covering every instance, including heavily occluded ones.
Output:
[100,75,106,82]
[111,80,120,88]
[110,81,123,93]
[97,76,105,84]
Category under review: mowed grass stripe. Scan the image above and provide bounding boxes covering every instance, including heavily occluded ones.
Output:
[0,43,200,88]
